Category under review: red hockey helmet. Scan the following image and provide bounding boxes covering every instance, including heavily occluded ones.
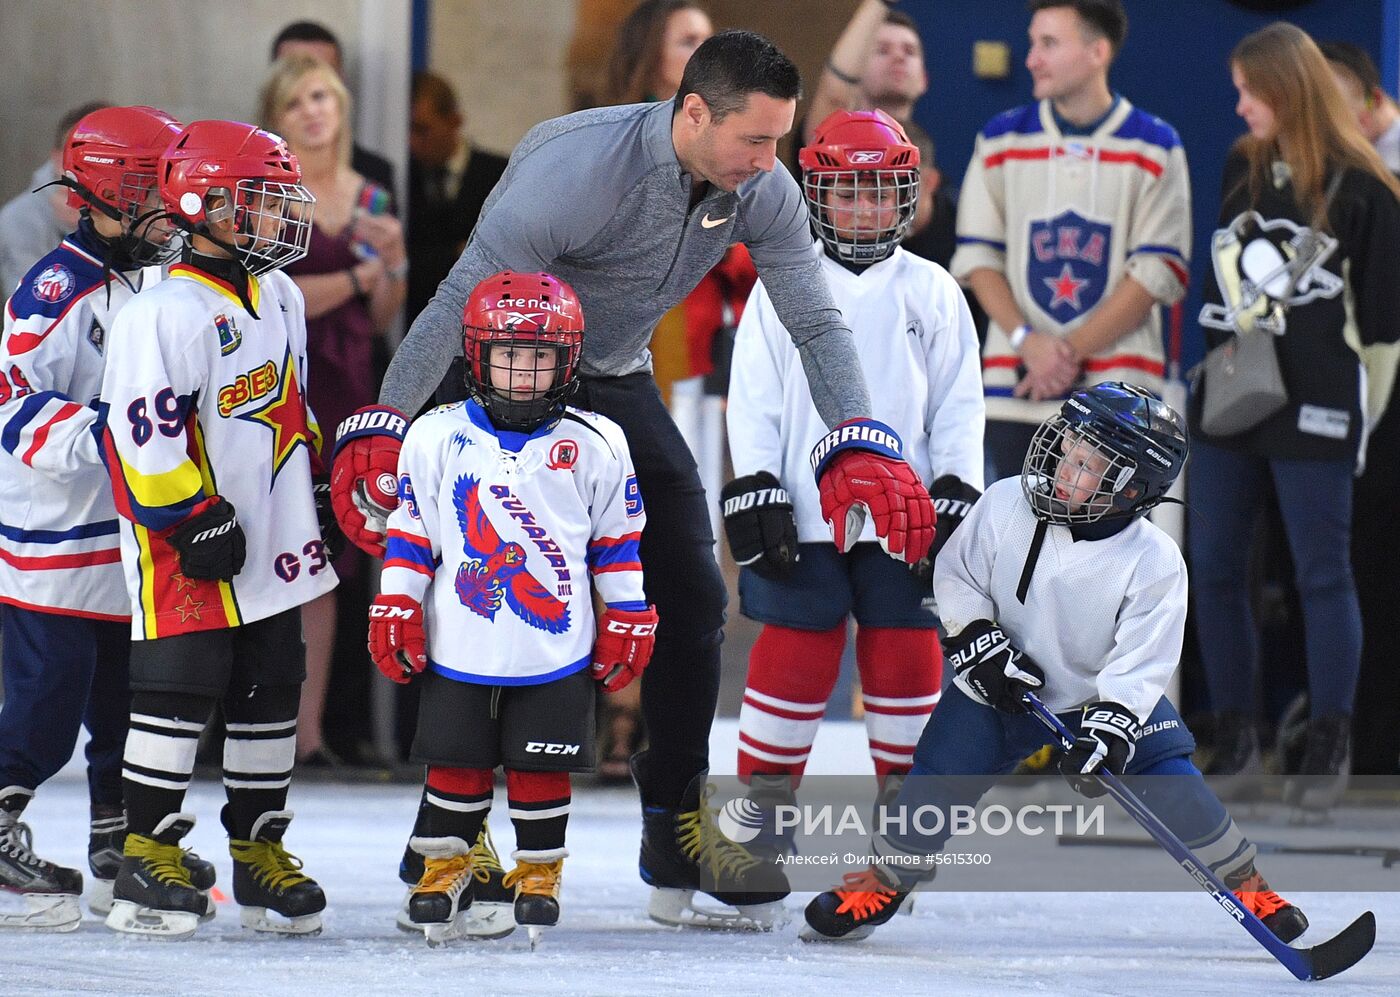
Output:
[462,271,585,431]
[159,120,315,276]
[62,105,185,264]
[798,109,920,264]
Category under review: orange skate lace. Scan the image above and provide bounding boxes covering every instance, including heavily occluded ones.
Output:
[833,868,899,921]
[1233,872,1290,920]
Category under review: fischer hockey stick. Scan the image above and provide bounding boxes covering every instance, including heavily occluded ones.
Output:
[1024,692,1375,981]
[1055,834,1400,869]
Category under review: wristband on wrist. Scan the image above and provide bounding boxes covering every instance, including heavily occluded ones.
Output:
[826,59,860,85]
[348,267,364,297]
[1008,323,1031,351]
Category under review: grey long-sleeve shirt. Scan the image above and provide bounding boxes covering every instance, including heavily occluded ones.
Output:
[380,99,871,428]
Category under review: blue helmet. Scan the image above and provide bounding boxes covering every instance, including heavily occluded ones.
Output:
[1021,381,1189,525]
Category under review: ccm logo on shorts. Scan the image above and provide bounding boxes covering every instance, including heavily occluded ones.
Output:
[525,742,580,755]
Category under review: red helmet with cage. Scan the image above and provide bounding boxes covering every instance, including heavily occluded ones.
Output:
[158,120,316,276]
[62,105,185,264]
[462,271,585,431]
[798,109,920,264]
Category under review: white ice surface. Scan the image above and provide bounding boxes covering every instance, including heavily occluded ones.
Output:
[2,721,1395,996]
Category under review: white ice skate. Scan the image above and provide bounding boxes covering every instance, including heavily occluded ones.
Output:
[0,891,83,932]
[645,888,788,931]
[105,899,200,940]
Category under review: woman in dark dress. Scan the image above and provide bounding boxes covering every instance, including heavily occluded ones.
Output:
[261,54,407,764]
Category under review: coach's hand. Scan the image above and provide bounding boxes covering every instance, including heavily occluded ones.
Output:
[721,471,798,580]
[810,419,935,563]
[331,405,409,558]
[368,594,428,684]
[165,496,246,582]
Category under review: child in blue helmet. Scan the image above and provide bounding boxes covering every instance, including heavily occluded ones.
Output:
[801,382,1307,945]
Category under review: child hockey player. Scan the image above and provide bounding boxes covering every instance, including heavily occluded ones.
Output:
[802,382,1308,946]
[0,105,216,930]
[724,109,982,816]
[366,271,657,946]
[100,120,338,939]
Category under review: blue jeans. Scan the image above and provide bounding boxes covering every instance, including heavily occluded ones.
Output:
[1187,441,1361,718]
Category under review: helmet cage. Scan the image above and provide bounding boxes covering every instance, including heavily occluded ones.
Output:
[200,178,315,277]
[802,167,919,264]
[464,327,583,432]
[1021,415,1142,525]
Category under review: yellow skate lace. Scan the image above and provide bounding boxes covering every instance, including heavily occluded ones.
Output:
[502,859,563,899]
[414,853,473,895]
[676,784,761,881]
[229,839,311,891]
[125,833,194,888]
[469,822,506,885]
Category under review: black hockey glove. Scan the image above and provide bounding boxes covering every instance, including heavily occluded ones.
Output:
[1059,701,1140,798]
[313,475,347,561]
[721,471,798,581]
[910,475,982,585]
[165,496,246,582]
[946,619,1044,714]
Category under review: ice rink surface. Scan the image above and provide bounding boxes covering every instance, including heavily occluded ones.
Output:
[5,723,1398,996]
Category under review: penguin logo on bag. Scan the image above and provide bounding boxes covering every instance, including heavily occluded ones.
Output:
[1199,211,1343,336]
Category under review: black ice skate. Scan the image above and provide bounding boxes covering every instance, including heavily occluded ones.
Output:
[227,810,324,936]
[1230,865,1310,944]
[634,760,789,931]
[1203,712,1265,801]
[397,819,515,940]
[106,812,206,939]
[503,848,565,950]
[801,865,912,942]
[0,787,83,932]
[1284,714,1351,816]
[88,806,216,919]
[407,835,475,946]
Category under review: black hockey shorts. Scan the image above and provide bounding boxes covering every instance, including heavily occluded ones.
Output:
[127,607,307,698]
[410,667,596,773]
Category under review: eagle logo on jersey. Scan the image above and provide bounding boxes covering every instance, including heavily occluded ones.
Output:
[452,474,571,634]
[1199,211,1342,336]
[1027,209,1110,319]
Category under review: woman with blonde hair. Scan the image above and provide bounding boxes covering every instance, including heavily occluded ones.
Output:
[1190,22,1400,810]
[259,53,408,766]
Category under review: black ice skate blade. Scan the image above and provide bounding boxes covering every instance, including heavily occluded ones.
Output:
[1293,911,1375,982]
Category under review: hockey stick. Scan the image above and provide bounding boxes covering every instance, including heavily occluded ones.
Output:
[1023,692,1375,981]
[1055,834,1400,869]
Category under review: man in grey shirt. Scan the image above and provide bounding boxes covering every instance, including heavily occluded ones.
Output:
[332,32,934,928]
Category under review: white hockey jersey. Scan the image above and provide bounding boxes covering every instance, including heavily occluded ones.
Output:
[100,261,336,639]
[0,228,153,620]
[380,399,647,685]
[728,245,985,544]
[934,478,1187,723]
[952,98,1192,424]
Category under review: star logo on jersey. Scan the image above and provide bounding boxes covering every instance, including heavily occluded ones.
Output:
[1043,263,1090,310]
[1027,209,1111,318]
[235,345,315,491]
[172,572,199,592]
[175,594,205,623]
[452,474,570,634]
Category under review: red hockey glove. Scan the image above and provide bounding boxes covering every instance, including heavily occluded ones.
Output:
[368,594,427,684]
[330,405,409,558]
[591,605,659,693]
[810,419,936,563]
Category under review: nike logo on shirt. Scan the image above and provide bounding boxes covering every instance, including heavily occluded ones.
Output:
[700,213,733,229]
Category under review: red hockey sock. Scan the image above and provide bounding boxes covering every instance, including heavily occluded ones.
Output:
[419,766,495,842]
[738,623,846,786]
[856,628,941,783]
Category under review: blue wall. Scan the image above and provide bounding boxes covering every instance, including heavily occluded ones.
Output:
[906,0,1393,369]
